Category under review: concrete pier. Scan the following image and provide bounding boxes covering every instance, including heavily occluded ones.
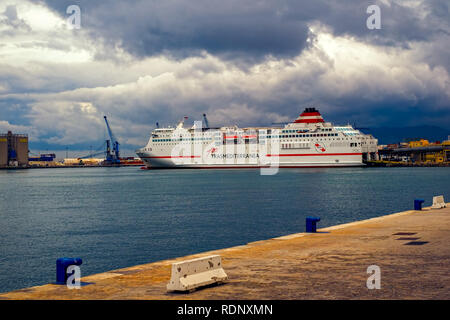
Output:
[1,204,449,300]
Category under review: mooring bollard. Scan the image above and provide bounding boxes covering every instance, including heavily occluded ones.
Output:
[414,199,425,211]
[56,257,82,284]
[306,217,321,233]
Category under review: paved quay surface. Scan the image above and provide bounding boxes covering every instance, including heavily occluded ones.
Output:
[1,204,449,300]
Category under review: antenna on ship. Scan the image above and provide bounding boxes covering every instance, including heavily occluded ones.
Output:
[203,113,210,129]
[156,122,159,129]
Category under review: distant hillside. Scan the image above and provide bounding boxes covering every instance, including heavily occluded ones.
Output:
[360,126,449,145]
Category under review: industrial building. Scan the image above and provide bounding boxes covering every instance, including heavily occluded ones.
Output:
[63,158,104,166]
[378,139,450,165]
[0,131,29,167]
[28,153,59,167]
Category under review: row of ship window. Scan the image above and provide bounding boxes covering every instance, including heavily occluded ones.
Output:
[152,138,211,142]
[265,133,339,138]
[281,142,361,149]
[281,128,333,133]
[152,133,341,142]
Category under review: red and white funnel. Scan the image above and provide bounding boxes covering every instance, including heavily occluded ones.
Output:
[293,107,324,124]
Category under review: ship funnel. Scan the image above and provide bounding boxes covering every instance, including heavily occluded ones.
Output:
[293,107,324,124]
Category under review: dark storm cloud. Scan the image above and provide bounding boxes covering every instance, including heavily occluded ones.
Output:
[318,0,449,43]
[40,0,309,60]
[40,0,449,62]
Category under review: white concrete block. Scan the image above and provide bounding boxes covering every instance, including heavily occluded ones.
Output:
[167,255,228,292]
[431,195,446,209]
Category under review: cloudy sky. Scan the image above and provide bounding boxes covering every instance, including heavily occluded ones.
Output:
[0,0,449,155]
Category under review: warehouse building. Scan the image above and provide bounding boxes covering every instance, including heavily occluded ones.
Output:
[0,131,29,167]
[378,139,450,165]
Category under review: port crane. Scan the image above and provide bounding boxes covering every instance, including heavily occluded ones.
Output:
[76,116,121,165]
[103,116,120,165]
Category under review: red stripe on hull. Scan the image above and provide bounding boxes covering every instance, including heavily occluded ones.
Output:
[141,156,201,159]
[267,153,363,157]
[142,153,361,159]
[141,153,361,162]
[141,164,364,170]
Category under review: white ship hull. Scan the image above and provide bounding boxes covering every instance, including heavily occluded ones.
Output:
[137,152,364,168]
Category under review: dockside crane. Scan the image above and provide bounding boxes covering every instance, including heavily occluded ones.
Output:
[104,116,121,165]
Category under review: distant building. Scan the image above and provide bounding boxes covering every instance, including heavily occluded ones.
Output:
[63,158,104,166]
[379,138,450,164]
[408,139,429,148]
[0,131,29,167]
[28,153,56,162]
[28,153,59,167]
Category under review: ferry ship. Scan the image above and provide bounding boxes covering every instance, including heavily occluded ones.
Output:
[136,108,378,169]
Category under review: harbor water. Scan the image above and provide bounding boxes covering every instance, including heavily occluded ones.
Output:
[0,166,449,293]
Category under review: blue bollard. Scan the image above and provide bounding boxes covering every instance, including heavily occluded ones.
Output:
[56,257,82,284]
[414,199,425,210]
[306,217,321,233]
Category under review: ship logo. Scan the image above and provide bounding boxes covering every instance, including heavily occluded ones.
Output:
[207,147,217,154]
[314,142,326,153]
